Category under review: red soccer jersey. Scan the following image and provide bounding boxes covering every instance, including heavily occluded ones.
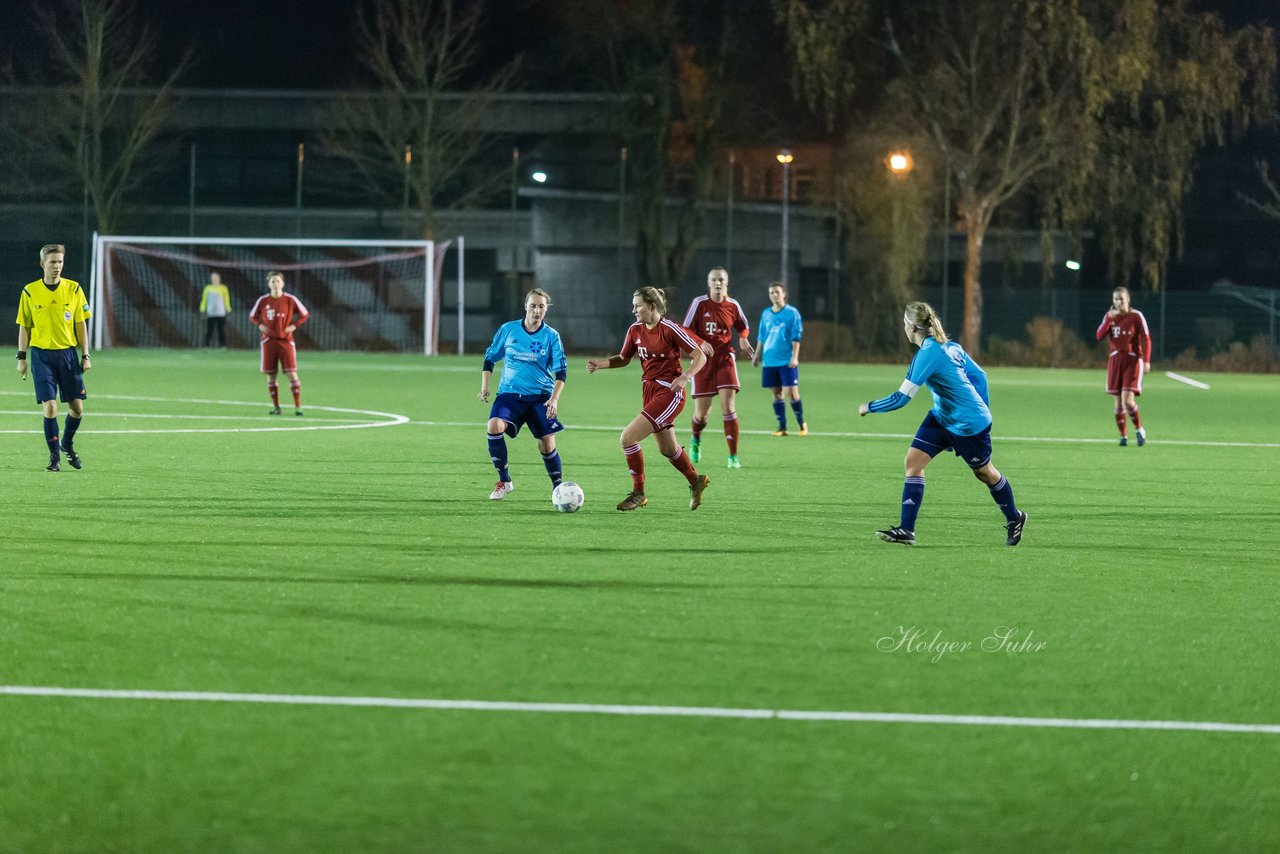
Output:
[1096,309,1151,361]
[250,292,310,342]
[682,294,749,356]
[620,317,705,385]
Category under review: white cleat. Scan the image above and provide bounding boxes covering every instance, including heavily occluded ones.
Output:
[489,480,514,500]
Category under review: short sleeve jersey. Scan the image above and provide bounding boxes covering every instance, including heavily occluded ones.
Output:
[682,295,749,356]
[757,305,803,367]
[250,292,309,341]
[1096,310,1151,361]
[484,319,568,396]
[16,278,92,350]
[620,317,705,386]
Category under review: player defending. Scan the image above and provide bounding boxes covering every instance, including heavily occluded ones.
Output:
[478,288,568,501]
[587,286,711,511]
[15,243,92,471]
[249,271,309,415]
[752,282,807,436]
[682,266,754,468]
[1096,286,1151,446]
[858,301,1026,547]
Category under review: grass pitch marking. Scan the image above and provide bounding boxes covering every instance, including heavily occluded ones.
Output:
[0,391,408,435]
[2,685,1277,735]
[1165,371,1211,389]
[410,420,1280,449]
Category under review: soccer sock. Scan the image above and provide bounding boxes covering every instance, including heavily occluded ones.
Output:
[900,476,925,531]
[691,416,708,441]
[43,417,60,459]
[1127,404,1143,430]
[268,375,280,407]
[541,449,563,486]
[623,443,645,493]
[1114,408,1127,437]
[772,400,787,430]
[790,398,805,427]
[723,413,739,455]
[988,475,1021,523]
[487,432,511,483]
[290,379,301,408]
[63,414,81,448]
[665,446,699,486]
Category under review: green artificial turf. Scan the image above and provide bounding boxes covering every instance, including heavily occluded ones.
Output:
[1,350,1277,852]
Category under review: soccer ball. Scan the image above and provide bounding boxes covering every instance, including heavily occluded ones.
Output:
[551,481,585,513]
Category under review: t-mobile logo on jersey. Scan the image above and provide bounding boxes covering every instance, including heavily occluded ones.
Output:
[636,345,649,359]
[265,307,276,321]
[704,321,717,336]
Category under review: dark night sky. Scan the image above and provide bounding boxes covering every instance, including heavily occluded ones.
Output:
[2,1,1273,90]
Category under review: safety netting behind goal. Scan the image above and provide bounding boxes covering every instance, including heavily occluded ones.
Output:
[92,236,445,353]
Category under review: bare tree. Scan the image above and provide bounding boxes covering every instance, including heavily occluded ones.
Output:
[318,0,519,239]
[17,0,187,234]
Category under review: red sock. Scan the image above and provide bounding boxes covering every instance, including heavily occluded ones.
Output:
[1127,405,1142,429]
[666,446,699,486]
[723,413,739,455]
[1114,409,1127,437]
[623,443,645,493]
[290,380,301,408]
[691,416,707,440]
[268,378,280,407]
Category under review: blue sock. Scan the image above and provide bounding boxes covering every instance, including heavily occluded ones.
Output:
[900,476,925,530]
[43,417,60,458]
[487,432,510,482]
[988,475,1020,522]
[63,414,81,448]
[772,400,787,430]
[541,449,562,486]
[790,398,805,427]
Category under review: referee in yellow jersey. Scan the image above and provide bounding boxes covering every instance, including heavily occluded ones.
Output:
[16,244,92,471]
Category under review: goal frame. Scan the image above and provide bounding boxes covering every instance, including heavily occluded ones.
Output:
[91,233,440,354]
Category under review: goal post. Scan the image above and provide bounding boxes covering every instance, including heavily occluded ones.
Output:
[91,234,452,354]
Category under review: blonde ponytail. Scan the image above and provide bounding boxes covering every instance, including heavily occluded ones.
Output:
[904,301,948,344]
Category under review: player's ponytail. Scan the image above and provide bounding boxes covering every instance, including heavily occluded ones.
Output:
[904,301,948,344]
[635,286,667,315]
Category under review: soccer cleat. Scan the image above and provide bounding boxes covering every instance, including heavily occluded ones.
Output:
[726,455,741,468]
[269,406,282,415]
[45,458,61,472]
[1119,436,1128,447]
[295,409,304,417]
[798,423,809,436]
[61,445,82,469]
[1136,427,1146,447]
[1005,511,1028,546]
[616,491,648,511]
[876,527,915,545]
[689,474,710,510]
[772,429,788,437]
[689,439,701,464]
[489,480,514,501]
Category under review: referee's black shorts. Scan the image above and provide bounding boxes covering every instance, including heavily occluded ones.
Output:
[30,346,87,404]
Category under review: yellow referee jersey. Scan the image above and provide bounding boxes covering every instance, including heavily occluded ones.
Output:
[15,278,92,350]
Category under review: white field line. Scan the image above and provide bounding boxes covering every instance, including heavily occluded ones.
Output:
[1,686,1277,735]
[1165,371,1211,389]
[409,420,1280,449]
[0,410,370,423]
[0,393,409,435]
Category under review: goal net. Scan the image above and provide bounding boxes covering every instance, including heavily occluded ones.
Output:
[90,235,448,354]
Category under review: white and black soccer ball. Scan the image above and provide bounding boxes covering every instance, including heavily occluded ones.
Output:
[551,481,585,513]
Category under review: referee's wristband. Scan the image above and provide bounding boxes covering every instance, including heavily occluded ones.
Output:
[16,351,25,360]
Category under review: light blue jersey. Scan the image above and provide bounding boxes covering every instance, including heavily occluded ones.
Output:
[484,320,567,396]
[758,305,803,367]
[867,337,991,435]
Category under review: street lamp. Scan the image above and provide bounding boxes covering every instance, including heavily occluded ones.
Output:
[531,170,548,184]
[886,151,914,175]
[777,149,794,284]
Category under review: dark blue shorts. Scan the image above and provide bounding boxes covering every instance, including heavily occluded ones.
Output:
[761,365,799,388]
[30,347,87,405]
[490,392,564,439]
[910,411,992,469]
